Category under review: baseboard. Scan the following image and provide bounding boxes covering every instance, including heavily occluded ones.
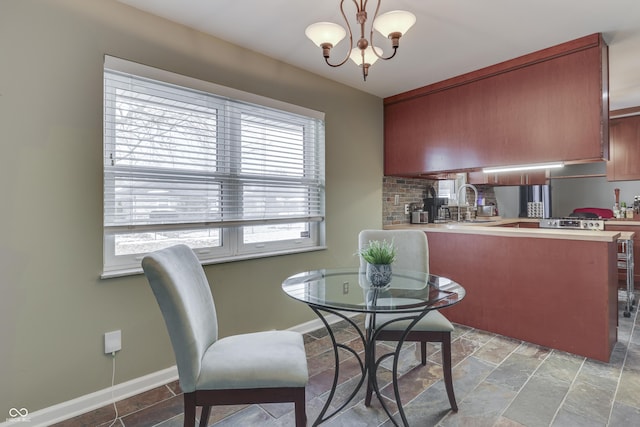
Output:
[0,366,178,427]
[5,315,349,426]
[286,311,360,335]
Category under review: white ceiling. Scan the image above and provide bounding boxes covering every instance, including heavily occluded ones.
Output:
[117,0,640,110]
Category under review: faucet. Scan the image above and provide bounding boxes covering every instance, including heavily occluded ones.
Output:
[456,184,478,221]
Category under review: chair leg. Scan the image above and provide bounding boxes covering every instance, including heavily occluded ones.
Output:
[420,341,427,365]
[294,389,307,427]
[441,333,458,412]
[183,393,197,427]
[199,405,211,427]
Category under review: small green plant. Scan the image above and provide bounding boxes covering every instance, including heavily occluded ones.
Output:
[358,239,397,265]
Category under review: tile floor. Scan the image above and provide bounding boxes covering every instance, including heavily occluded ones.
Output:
[54,294,640,427]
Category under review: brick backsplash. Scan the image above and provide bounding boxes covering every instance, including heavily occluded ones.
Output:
[382,176,497,226]
[383,176,436,225]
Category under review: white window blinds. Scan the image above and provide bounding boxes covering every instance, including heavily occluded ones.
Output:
[103,67,325,231]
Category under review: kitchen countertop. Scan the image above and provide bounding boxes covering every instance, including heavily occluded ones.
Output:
[604,218,640,226]
[384,218,622,242]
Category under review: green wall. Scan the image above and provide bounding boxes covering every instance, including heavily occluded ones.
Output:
[0,0,383,415]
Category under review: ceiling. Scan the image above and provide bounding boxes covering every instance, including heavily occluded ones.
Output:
[117,0,640,110]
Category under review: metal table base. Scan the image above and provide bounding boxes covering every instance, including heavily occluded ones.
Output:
[308,304,433,427]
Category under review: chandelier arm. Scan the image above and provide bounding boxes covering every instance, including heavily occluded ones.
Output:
[323,0,355,68]
[370,47,398,62]
[324,56,350,68]
[360,0,368,16]
[371,0,381,25]
[369,0,390,61]
[367,0,401,61]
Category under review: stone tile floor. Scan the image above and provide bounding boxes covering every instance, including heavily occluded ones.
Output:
[55,295,640,426]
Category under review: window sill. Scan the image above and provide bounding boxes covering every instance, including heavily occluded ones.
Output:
[100,245,328,279]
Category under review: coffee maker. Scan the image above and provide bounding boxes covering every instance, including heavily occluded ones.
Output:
[423,197,448,223]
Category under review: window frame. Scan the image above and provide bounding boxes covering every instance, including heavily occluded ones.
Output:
[102,56,325,278]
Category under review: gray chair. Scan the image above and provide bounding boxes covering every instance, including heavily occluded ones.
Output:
[358,229,457,411]
[142,244,308,427]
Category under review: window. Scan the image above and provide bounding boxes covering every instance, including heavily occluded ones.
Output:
[103,57,325,276]
[437,173,467,202]
[437,180,456,200]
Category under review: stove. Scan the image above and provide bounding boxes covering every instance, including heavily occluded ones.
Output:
[539,218,605,231]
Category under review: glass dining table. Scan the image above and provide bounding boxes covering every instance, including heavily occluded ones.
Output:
[282,267,466,426]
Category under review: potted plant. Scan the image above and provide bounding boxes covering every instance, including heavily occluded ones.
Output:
[359,239,397,287]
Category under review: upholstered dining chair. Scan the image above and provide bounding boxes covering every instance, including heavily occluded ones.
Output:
[358,229,458,411]
[142,244,308,427]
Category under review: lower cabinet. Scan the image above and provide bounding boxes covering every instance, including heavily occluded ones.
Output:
[425,230,617,362]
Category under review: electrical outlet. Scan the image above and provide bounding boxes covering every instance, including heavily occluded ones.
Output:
[404,204,409,215]
[104,330,121,354]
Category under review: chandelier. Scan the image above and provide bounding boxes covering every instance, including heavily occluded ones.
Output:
[305,1,416,81]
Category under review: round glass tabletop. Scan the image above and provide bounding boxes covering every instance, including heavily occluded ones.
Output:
[282,267,465,313]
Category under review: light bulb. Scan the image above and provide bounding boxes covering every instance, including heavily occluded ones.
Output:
[349,46,384,66]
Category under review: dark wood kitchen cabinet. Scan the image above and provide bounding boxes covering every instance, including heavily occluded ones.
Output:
[606,115,640,181]
[384,34,609,176]
[467,171,547,186]
[425,229,617,362]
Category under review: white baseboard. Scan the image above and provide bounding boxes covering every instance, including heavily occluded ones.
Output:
[4,315,351,427]
[286,311,360,335]
[1,366,178,427]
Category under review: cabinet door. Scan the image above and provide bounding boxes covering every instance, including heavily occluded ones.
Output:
[496,174,525,186]
[607,116,640,181]
[467,171,489,185]
[522,171,548,185]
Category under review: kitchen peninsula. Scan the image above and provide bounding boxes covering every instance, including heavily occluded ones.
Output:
[385,219,620,362]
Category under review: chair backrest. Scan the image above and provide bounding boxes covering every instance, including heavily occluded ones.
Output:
[358,229,429,274]
[142,244,218,393]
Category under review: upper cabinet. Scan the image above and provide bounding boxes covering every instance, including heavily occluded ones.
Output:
[607,114,640,181]
[384,34,609,176]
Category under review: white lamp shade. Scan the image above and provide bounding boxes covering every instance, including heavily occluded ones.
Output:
[305,22,346,47]
[349,46,384,66]
[373,10,416,37]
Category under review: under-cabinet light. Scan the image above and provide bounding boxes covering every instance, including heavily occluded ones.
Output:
[482,162,564,174]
